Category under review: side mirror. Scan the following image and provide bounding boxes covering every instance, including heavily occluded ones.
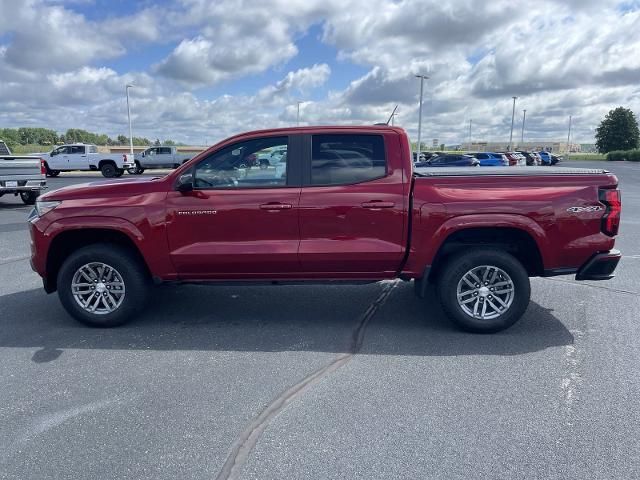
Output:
[176,172,194,193]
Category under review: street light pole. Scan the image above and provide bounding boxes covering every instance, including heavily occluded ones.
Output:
[415,74,429,159]
[508,96,517,150]
[468,119,472,149]
[126,84,134,156]
[296,101,301,126]
[567,115,572,158]
[521,109,526,145]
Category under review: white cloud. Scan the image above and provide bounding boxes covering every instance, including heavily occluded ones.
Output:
[0,0,639,146]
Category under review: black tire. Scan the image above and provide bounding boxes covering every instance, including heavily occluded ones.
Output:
[45,164,60,177]
[114,169,124,177]
[20,191,39,205]
[127,161,145,175]
[100,162,117,177]
[436,249,530,333]
[57,244,150,327]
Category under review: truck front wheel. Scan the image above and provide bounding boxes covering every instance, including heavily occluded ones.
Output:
[57,244,150,327]
[436,249,530,333]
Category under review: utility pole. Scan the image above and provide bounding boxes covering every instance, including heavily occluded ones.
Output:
[126,84,135,155]
[415,74,429,159]
[296,101,301,126]
[468,119,472,150]
[521,109,527,145]
[566,115,572,159]
[508,96,517,150]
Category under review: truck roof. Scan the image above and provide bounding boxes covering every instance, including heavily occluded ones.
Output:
[219,125,407,145]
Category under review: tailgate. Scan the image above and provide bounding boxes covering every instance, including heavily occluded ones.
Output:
[0,156,42,179]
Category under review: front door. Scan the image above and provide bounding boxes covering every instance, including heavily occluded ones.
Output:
[298,132,407,277]
[48,146,69,170]
[165,135,301,279]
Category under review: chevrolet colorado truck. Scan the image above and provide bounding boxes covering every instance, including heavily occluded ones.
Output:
[28,126,622,332]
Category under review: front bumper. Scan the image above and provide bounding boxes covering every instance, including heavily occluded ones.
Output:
[575,249,621,281]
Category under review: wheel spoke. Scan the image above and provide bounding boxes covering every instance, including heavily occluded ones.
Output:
[460,296,477,305]
[486,298,502,312]
[492,295,509,308]
[493,288,513,295]
[480,300,487,318]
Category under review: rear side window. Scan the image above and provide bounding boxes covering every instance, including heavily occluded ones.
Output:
[311,134,386,186]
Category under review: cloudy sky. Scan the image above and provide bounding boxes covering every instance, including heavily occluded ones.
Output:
[1,0,639,146]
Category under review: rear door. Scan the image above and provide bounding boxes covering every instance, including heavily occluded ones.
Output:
[67,145,90,169]
[298,132,407,277]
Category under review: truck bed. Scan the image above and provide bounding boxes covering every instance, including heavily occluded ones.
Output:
[413,166,609,176]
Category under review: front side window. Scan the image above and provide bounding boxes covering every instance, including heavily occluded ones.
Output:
[194,136,288,189]
[311,134,386,186]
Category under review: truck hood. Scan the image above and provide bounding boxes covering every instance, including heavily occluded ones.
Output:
[41,176,165,201]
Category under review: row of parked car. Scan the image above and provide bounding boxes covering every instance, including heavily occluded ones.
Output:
[413,151,562,167]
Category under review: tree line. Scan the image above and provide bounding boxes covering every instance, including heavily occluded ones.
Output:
[0,127,180,148]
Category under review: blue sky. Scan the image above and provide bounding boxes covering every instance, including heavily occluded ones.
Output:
[0,0,639,145]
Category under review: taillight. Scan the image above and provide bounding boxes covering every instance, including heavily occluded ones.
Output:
[40,158,46,175]
[599,188,621,236]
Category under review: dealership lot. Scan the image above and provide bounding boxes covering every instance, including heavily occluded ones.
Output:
[1,162,639,479]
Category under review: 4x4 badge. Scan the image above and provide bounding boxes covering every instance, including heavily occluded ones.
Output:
[567,206,603,213]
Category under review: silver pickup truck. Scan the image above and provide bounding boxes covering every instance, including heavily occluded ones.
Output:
[129,146,194,174]
[0,140,46,205]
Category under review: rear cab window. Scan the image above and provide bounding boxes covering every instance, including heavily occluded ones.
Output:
[310,134,386,186]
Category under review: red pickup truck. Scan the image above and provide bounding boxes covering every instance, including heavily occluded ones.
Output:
[28,126,622,333]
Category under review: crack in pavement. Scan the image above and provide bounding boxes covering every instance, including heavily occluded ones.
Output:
[0,255,30,266]
[541,277,638,296]
[214,280,399,480]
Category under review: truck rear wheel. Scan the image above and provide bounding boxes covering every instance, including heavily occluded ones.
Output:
[436,249,530,333]
[100,162,117,178]
[57,244,150,327]
[20,191,39,205]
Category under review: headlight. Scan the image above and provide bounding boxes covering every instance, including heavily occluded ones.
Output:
[35,200,61,217]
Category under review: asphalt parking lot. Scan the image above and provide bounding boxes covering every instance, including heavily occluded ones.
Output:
[1,162,639,479]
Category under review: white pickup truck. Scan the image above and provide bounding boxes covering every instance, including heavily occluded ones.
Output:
[129,146,193,174]
[40,144,134,178]
[0,140,46,205]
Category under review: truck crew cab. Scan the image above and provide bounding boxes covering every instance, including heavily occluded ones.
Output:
[29,126,622,333]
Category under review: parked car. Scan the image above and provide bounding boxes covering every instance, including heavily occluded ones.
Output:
[130,146,193,174]
[0,140,46,205]
[415,154,480,167]
[28,125,622,333]
[550,154,562,165]
[497,152,526,166]
[39,144,134,178]
[469,152,509,166]
[516,151,541,166]
[537,151,553,166]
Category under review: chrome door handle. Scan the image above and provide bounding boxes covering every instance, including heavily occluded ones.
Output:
[361,201,395,209]
[260,203,292,210]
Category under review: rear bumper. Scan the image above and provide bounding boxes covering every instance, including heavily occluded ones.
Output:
[575,249,621,281]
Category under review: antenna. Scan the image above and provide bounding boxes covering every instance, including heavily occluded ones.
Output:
[386,105,399,125]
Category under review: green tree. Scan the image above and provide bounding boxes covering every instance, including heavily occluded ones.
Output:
[595,107,640,153]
